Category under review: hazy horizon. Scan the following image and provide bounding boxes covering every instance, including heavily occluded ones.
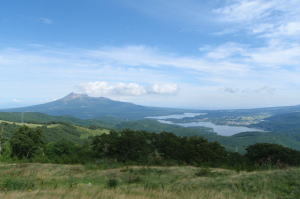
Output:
[1,92,300,111]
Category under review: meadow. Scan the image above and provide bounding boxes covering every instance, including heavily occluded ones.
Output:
[0,163,299,199]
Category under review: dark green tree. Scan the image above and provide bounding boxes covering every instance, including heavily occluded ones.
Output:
[246,143,300,166]
[10,126,44,159]
[92,130,155,162]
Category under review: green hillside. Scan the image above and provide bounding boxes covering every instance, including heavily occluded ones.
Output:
[253,112,300,133]
[0,121,109,144]
[2,112,300,153]
[0,112,121,129]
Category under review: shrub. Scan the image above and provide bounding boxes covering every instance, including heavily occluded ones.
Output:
[124,175,142,184]
[195,168,212,177]
[143,181,164,190]
[0,178,35,191]
[106,178,118,188]
[246,143,300,166]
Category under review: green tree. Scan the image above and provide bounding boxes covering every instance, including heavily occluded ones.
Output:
[246,143,300,166]
[10,126,44,159]
[92,130,155,162]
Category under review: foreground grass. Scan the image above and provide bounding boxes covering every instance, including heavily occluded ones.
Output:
[0,163,299,199]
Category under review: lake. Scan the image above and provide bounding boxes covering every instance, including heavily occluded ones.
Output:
[146,113,206,120]
[149,113,264,136]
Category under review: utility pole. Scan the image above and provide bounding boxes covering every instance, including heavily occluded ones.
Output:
[21,112,24,124]
[0,124,3,154]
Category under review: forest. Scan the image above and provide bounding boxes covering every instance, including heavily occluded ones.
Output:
[1,125,300,171]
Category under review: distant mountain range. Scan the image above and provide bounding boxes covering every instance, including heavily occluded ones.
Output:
[2,92,300,120]
[1,93,300,152]
[1,93,191,120]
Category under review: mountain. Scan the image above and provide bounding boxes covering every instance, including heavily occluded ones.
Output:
[1,93,190,120]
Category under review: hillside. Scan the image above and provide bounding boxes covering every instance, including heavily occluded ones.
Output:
[1,93,190,120]
[116,119,300,152]
[0,112,120,129]
[2,112,300,153]
[253,112,300,133]
[0,120,109,144]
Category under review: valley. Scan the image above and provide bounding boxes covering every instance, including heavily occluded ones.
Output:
[1,95,300,199]
[1,94,300,153]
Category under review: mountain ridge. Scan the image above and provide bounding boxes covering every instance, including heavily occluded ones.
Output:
[2,92,300,121]
[0,93,189,120]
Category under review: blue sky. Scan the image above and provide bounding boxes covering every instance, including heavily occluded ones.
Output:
[1,0,300,109]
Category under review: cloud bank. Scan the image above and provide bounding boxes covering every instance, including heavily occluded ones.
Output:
[79,81,179,97]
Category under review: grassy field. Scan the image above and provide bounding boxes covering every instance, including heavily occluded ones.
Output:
[0,120,60,128]
[0,163,299,199]
[0,120,110,140]
[76,126,110,139]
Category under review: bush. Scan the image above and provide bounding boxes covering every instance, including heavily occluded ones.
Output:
[246,143,300,166]
[195,168,212,177]
[106,178,118,188]
[143,181,164,190]
[0,178,35,191]
[124,175,142,184]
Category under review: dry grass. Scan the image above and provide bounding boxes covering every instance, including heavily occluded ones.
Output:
[0,120,59,128]
[76,126,110,139]
[0,163,299,199]
[0,188,273,199]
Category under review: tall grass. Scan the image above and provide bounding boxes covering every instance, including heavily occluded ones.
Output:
[0,163,299,199]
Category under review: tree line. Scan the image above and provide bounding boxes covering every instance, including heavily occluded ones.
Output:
[1,126,300,169]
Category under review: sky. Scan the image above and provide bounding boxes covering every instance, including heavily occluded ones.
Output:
[0,0,300,109]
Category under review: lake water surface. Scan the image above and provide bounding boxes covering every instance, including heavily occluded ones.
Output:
[146,113,205,120]
[149,113,264,136]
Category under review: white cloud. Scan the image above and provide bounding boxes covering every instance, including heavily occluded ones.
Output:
[0,46,248,74]
[215,0,300,39]
[1,43,300,108]
[79,81,179,97]
[215,0,275,23]
[39,18,53,24]
[151,84,179,94]
[79,82,146,96]
[275,22,300,36]
[202,40,300,68]
[248,41,300,67]
[222,86,276,94]
[205,43,246,59]
[12,99,23,103]
[86,45,248,74]
[215,0,276,23]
